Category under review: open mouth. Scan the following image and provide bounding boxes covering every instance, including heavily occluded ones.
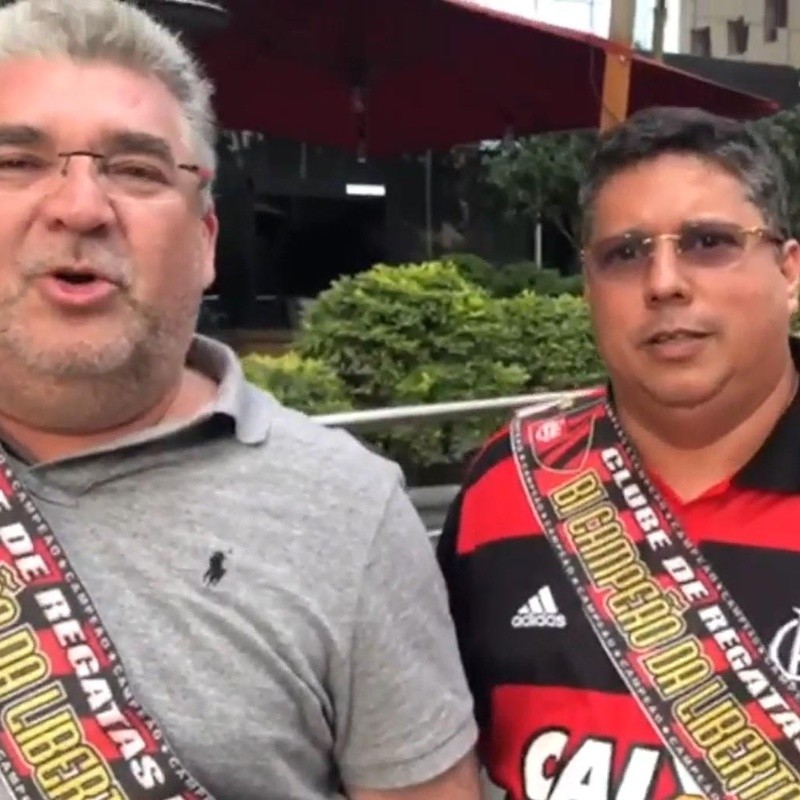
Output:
[51,270,100,285]
[647,330,708,345]
[37,268,120,306]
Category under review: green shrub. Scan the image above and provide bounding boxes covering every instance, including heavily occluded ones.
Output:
[241,352,352,414]
[389,360,529,466]
[557,273,584,296]
[445,252,583,298]
[296,262,604,466]
[298,262,512,406]
[298,262,529,464]
[501,262,583,297]
[500,261,554,296]
[499,291,604,390]
[440,252,495,289]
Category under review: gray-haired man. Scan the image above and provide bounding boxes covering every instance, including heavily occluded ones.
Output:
[0,1,480,798]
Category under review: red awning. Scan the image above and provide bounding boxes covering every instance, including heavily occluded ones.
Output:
[193,0,778,156]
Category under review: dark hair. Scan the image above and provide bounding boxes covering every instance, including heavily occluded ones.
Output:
[578,106,790,242]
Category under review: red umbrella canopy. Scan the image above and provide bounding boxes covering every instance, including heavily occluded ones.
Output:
[190,0,778,156]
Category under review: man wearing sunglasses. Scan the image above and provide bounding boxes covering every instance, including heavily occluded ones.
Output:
[438,106,800,800]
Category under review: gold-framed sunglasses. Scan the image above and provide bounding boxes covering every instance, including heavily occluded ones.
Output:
[582,221,785,277]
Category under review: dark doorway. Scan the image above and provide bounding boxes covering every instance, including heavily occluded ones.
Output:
[254,194,388,301]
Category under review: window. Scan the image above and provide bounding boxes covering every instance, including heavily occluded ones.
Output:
[690,26,712,57]
[765,0,788,42]
[776,0,788,27]
[727,16,749,55]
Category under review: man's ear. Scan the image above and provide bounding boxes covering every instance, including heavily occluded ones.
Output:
[780,239,800,316]
[199,207,218,290]
[581,255,592,304]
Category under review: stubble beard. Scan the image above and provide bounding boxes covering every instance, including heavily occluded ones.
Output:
[0,280,202,432]
[0,287,158,375]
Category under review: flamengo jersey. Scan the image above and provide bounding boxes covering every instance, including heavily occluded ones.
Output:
[437,356,800,800]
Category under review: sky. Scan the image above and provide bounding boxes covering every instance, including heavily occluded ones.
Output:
[470,0,682,52]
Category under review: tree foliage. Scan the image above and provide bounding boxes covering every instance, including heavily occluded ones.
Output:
[465,107,800,253]
[478,131,595,251]
[754,107,800,236]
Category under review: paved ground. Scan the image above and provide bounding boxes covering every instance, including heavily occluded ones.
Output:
[408,484,458,541]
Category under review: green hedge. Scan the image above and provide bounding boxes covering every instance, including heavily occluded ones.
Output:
[241,352,352,414]
[497,262,583,297]
[298,262,517,405]
[293,261,600,467]
[246,262,800,475]
[444,252,583,297]
[297,262,528,465]
[499,291,604,390]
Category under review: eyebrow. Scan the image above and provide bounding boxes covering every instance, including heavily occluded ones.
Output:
[598,218,744,240]
[101,130,176,162]
[594,227,649,242]
[0,125,50,147]
[0,125,178,163]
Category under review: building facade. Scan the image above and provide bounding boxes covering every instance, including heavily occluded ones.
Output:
[681,0,796,64]
[478,0,681,52]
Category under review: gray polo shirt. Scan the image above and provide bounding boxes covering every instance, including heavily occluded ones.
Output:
[3,336,477,799]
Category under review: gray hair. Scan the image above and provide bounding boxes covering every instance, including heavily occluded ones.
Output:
[0,0,218,210]
[578,106,790,243]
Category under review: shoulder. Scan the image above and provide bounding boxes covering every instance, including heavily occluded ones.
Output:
[192,335,402,503]
[256,385,401,493]
[452,389,605,549]
[225,383,406,529]
[462,393,573,490]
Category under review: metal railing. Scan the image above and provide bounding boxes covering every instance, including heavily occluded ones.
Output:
[313,390,581,433]
[313,389,586,537]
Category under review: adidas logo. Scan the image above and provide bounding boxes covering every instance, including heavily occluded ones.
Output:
[511,586,567,629]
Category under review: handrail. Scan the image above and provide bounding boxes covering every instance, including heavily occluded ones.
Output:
[313,390,584,432]
[313,390,591,538]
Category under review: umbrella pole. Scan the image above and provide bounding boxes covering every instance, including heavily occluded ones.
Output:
[652,0,668,61]
[424,150,433,260]
[600,0,636,132]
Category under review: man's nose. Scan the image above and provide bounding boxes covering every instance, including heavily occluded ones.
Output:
[36,154,115,234]
[643,237,692,305]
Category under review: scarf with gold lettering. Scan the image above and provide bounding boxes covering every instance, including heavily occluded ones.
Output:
[511,391,800,800]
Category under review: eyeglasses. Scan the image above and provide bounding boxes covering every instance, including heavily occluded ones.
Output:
[0,147,212,200]
[582,221,785,278]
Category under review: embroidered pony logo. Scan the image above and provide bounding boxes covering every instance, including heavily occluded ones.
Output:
[203,550,227,586]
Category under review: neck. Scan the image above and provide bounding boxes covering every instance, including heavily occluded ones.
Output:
[614,363,798,502]
[0,367,218,464]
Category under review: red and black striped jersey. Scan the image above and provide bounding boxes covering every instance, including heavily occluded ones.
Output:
[437,361,800,800]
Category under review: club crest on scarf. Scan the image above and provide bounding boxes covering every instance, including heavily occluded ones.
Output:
[519,391,603,473]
